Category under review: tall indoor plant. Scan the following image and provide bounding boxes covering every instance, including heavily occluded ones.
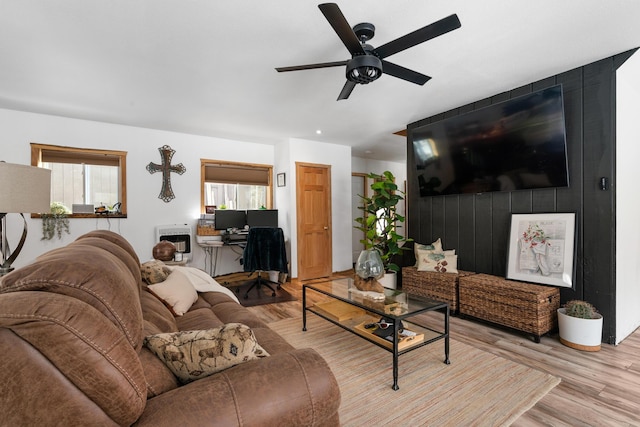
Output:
[354,171,411,287]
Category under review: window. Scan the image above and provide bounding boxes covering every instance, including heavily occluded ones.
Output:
[200,160,272,211]
[31,143,127,217]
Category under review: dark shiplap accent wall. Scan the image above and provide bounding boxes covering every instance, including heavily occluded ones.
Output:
[406,49,637,343]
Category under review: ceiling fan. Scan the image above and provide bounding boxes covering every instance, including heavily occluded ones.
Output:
[275,3,461,100]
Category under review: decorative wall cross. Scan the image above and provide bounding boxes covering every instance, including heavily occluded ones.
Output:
[146,145,186,203]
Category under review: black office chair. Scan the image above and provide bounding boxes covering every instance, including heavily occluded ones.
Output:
[242,227,288,299]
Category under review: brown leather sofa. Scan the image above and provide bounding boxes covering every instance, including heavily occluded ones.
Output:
[0,230,340,426]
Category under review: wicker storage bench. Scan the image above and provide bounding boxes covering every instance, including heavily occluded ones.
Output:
[458,274,560,342]
[402,267,476,312]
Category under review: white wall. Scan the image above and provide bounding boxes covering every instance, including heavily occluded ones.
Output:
[0,109,381,280]
[0,108,274,275]
[615,51,640,344]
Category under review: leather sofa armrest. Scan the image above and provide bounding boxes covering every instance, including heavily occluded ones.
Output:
[134,348,341,427]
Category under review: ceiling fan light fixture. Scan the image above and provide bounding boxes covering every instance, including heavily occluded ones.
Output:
[346,55,382,84]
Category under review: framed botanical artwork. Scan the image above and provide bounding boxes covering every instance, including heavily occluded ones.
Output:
[506,212,576,288]
[277,173,286,187]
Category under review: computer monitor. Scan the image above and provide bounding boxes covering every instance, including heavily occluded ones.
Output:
[214,209,247,230]
[246,209,278,228]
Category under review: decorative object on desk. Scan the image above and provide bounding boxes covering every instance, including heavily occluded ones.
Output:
[354,171,412,276]
[205,205,216,214]
[0,162,51,276]
[558,300,603,352]
[41,201,70,240]
[146,145,186,203]
[153,240,177,261]
[277,172,286,187]
[506,212,576,288]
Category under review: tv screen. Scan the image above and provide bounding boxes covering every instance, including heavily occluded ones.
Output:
[214,209,247,230]
[412,85,569,196]
[246,209,278,228]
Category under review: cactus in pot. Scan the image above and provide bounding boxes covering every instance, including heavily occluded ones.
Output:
[564,300,598,319]
[558,299,603,351]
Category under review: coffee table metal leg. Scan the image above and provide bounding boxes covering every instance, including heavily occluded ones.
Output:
[302,286,307,331]
[392,320,400,390]
[444,305,450,364]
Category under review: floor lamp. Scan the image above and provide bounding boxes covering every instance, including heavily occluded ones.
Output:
[0,162,51,276]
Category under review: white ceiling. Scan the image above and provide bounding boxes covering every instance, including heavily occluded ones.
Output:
[1,1,639,163]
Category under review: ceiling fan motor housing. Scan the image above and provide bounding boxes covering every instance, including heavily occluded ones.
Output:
[346,54,382,84]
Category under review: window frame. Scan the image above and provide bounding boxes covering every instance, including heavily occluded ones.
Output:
[200,159,273,213]
[31,143,127,218]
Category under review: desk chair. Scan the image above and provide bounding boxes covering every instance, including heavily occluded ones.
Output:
[242,227,288,299]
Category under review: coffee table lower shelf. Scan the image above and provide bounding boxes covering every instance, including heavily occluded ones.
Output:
[302,282,450,390]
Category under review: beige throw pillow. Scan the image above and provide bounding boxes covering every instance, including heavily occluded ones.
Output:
[148,270,198,316]
[144,323,270,383]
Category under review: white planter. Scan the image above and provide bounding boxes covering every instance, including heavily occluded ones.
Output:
[378,272,397,289]
[557,308,603,352]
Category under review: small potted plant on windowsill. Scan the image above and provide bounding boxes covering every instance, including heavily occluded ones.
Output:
[354,171,412,289]
[557,300,603,352]
[41,202,70,240]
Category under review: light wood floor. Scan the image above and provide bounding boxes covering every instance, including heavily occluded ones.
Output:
[246,272,640,426]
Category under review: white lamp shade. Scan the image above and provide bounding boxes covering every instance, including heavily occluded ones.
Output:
[0,162,51,213]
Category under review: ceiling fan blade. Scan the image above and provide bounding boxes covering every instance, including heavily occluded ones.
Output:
[382,60,431,85]
[319,3,365,56]
[374,14,461,59]
[337,80,356,100]
[276,60,348,72]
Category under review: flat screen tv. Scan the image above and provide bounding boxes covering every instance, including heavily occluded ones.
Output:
[214,209,247,230]
[246,209,278,228]
[411,85,569,196]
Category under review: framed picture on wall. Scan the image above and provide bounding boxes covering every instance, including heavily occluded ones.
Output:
[506,212,576,288]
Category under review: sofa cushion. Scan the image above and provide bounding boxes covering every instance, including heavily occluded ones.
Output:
[147,270,198,316]
[143,323,270,383]
[140,288,179,333]
[0,242,144,350]
[140,320,179,398]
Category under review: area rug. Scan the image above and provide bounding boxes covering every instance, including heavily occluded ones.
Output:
[269,316,560,427]
[231,282,296,307]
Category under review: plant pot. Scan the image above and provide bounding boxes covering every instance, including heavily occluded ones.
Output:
[557,308,603,352]
[377,272,397,289]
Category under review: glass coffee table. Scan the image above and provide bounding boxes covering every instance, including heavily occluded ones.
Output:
[303,278,450,390]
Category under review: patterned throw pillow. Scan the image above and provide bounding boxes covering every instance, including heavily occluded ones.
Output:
[413,238,444,266]
[141,260,172,284]
[143,323,270,383]
[416,251,459,274]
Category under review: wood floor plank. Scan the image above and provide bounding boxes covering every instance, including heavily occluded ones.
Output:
[246,274,640,426]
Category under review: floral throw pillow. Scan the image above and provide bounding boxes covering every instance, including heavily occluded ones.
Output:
[416,251,458,274]
[413,238,443,266]
[143,323,270,383]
